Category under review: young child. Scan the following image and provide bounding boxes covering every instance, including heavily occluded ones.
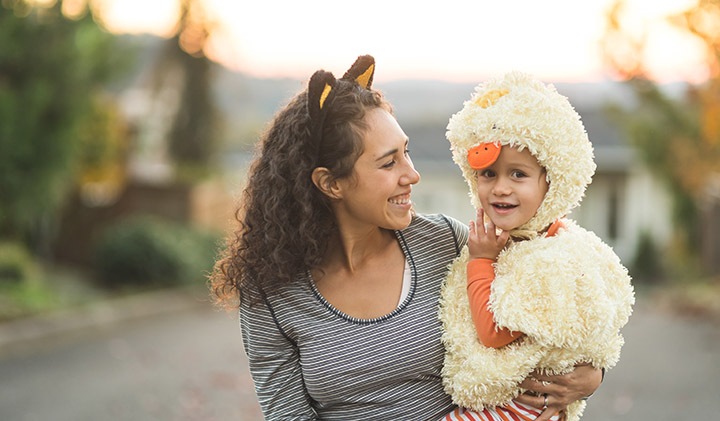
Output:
[439,72,635,421]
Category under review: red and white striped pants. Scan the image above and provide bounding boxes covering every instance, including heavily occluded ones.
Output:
[441,400,562,421]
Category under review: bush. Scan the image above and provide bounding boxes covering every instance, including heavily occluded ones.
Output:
[0,241,41,286]
[92,216,220,289]
[0,241,55,320]
[631,231,665,283]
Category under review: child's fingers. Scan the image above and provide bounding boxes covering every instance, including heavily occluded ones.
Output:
[486,217,496,239]
[469,220,476,236]
[477,209,485,233]
[498,229,510,245]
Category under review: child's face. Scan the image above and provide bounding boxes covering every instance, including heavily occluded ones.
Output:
[475,146,549,232]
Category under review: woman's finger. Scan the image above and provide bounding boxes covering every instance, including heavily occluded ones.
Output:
[514,392,543,408]
[535,406,563,421]
[514,393,562,421]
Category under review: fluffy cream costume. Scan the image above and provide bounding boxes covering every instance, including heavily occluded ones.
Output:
[439,72,635,421]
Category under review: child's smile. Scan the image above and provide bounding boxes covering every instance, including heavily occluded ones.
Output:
[475,146,549,232]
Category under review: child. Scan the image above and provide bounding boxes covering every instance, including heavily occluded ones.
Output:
[438,72,635,421]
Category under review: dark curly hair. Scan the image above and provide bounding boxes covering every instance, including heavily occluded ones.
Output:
[210,78,391,308]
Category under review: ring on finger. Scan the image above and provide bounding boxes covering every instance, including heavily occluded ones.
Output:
[542,393,548,410]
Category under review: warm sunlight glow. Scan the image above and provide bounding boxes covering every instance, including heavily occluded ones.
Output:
[93,0,179,37]
[96,0,710,84]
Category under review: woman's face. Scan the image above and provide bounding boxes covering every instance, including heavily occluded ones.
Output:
[334,108,420,231]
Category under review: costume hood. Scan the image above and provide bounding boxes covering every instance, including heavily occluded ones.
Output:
[446,72,596,236]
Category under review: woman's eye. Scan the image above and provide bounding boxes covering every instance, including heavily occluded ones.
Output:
[404,148,410,156]
[382,160,396,168]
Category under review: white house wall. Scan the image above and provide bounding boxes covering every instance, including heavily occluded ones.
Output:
[413,162,673,265]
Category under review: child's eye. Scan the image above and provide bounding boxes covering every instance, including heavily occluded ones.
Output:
[511,170,527,178]
[480,169,496,178]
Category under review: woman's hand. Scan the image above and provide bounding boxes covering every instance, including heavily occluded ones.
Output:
[514,363,602,421]
[468,209,509,261]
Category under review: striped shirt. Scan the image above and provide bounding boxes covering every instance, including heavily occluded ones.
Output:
[240,214,468,420]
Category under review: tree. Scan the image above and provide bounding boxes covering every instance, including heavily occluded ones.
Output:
[0,0,130,250]
[155,0,218,178]
[601,0,720,262]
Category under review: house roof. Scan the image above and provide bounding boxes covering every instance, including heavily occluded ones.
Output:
[399,103,633,173]
[382,80,638,174]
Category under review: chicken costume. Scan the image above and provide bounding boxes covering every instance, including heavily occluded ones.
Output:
[439,72,635,421]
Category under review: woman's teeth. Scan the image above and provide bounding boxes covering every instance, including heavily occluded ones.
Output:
[389,196,411,205]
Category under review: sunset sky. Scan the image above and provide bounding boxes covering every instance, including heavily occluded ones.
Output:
[91,0,708,84]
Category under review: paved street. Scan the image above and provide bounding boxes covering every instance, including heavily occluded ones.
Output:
[582,297,720,419]
[0,302,263,421]
[0,291,718,420]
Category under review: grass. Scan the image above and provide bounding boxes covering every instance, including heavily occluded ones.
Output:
[0,263,212,323]
[0,265,103,322]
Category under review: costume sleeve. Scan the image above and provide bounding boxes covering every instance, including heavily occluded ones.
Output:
[240,290,318,420]
[467,258,522,348]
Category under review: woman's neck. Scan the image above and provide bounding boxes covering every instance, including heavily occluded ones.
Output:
[324,226,397,274]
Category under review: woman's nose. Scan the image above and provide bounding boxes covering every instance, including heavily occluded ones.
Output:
[402,156,421,185]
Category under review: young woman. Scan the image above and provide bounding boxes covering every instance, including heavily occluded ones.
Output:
[210,56,602,421]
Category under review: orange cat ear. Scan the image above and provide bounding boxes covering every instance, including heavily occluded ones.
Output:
[342,55,375,89]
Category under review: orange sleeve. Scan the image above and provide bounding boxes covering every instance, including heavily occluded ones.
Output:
[467,258,522,348]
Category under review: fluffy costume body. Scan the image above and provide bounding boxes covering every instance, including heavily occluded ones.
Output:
[439,72,635,421]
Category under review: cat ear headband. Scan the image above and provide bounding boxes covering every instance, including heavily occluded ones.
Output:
[307,55,375,162]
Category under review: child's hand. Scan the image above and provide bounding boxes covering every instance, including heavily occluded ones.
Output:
[468,209,509,261]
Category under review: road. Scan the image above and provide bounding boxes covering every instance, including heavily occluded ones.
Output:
[0,302,263,421]
[0,292,718,420]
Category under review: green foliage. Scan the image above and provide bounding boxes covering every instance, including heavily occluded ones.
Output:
[92,216,220,289]
[606,80,702,248]
[630,231,665,283]
[0,241,41,285]
[0,241,57,320]
[602,0,720,272]
[0,2,131,243]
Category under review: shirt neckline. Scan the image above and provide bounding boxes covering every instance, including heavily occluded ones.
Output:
[306,229,416,325]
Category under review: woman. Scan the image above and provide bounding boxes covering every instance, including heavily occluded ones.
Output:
[210,55,601,420]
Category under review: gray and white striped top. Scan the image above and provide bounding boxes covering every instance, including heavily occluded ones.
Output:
[240,214,468,420]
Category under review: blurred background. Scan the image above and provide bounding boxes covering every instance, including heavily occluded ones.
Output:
[0,0,719,419]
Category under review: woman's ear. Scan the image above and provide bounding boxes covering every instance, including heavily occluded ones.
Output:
[311,167,342,199]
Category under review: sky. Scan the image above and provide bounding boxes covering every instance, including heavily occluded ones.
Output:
[90,0,709,84]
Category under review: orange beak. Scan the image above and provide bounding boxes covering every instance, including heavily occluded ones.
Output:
[467,142,501,169]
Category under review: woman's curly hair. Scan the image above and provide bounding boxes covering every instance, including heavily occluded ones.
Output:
[210,79,391,308]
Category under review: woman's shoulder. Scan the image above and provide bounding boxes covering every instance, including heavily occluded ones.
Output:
[407,213,466,232]
[404,213,469,250]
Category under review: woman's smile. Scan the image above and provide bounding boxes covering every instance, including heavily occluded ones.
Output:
[389,192,412,206]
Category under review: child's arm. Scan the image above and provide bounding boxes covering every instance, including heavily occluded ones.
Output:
[467,258,521,347]
[467,209,521,348]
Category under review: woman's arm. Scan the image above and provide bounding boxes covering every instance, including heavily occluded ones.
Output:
[240,293,318,420]
[515,364,603,421]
